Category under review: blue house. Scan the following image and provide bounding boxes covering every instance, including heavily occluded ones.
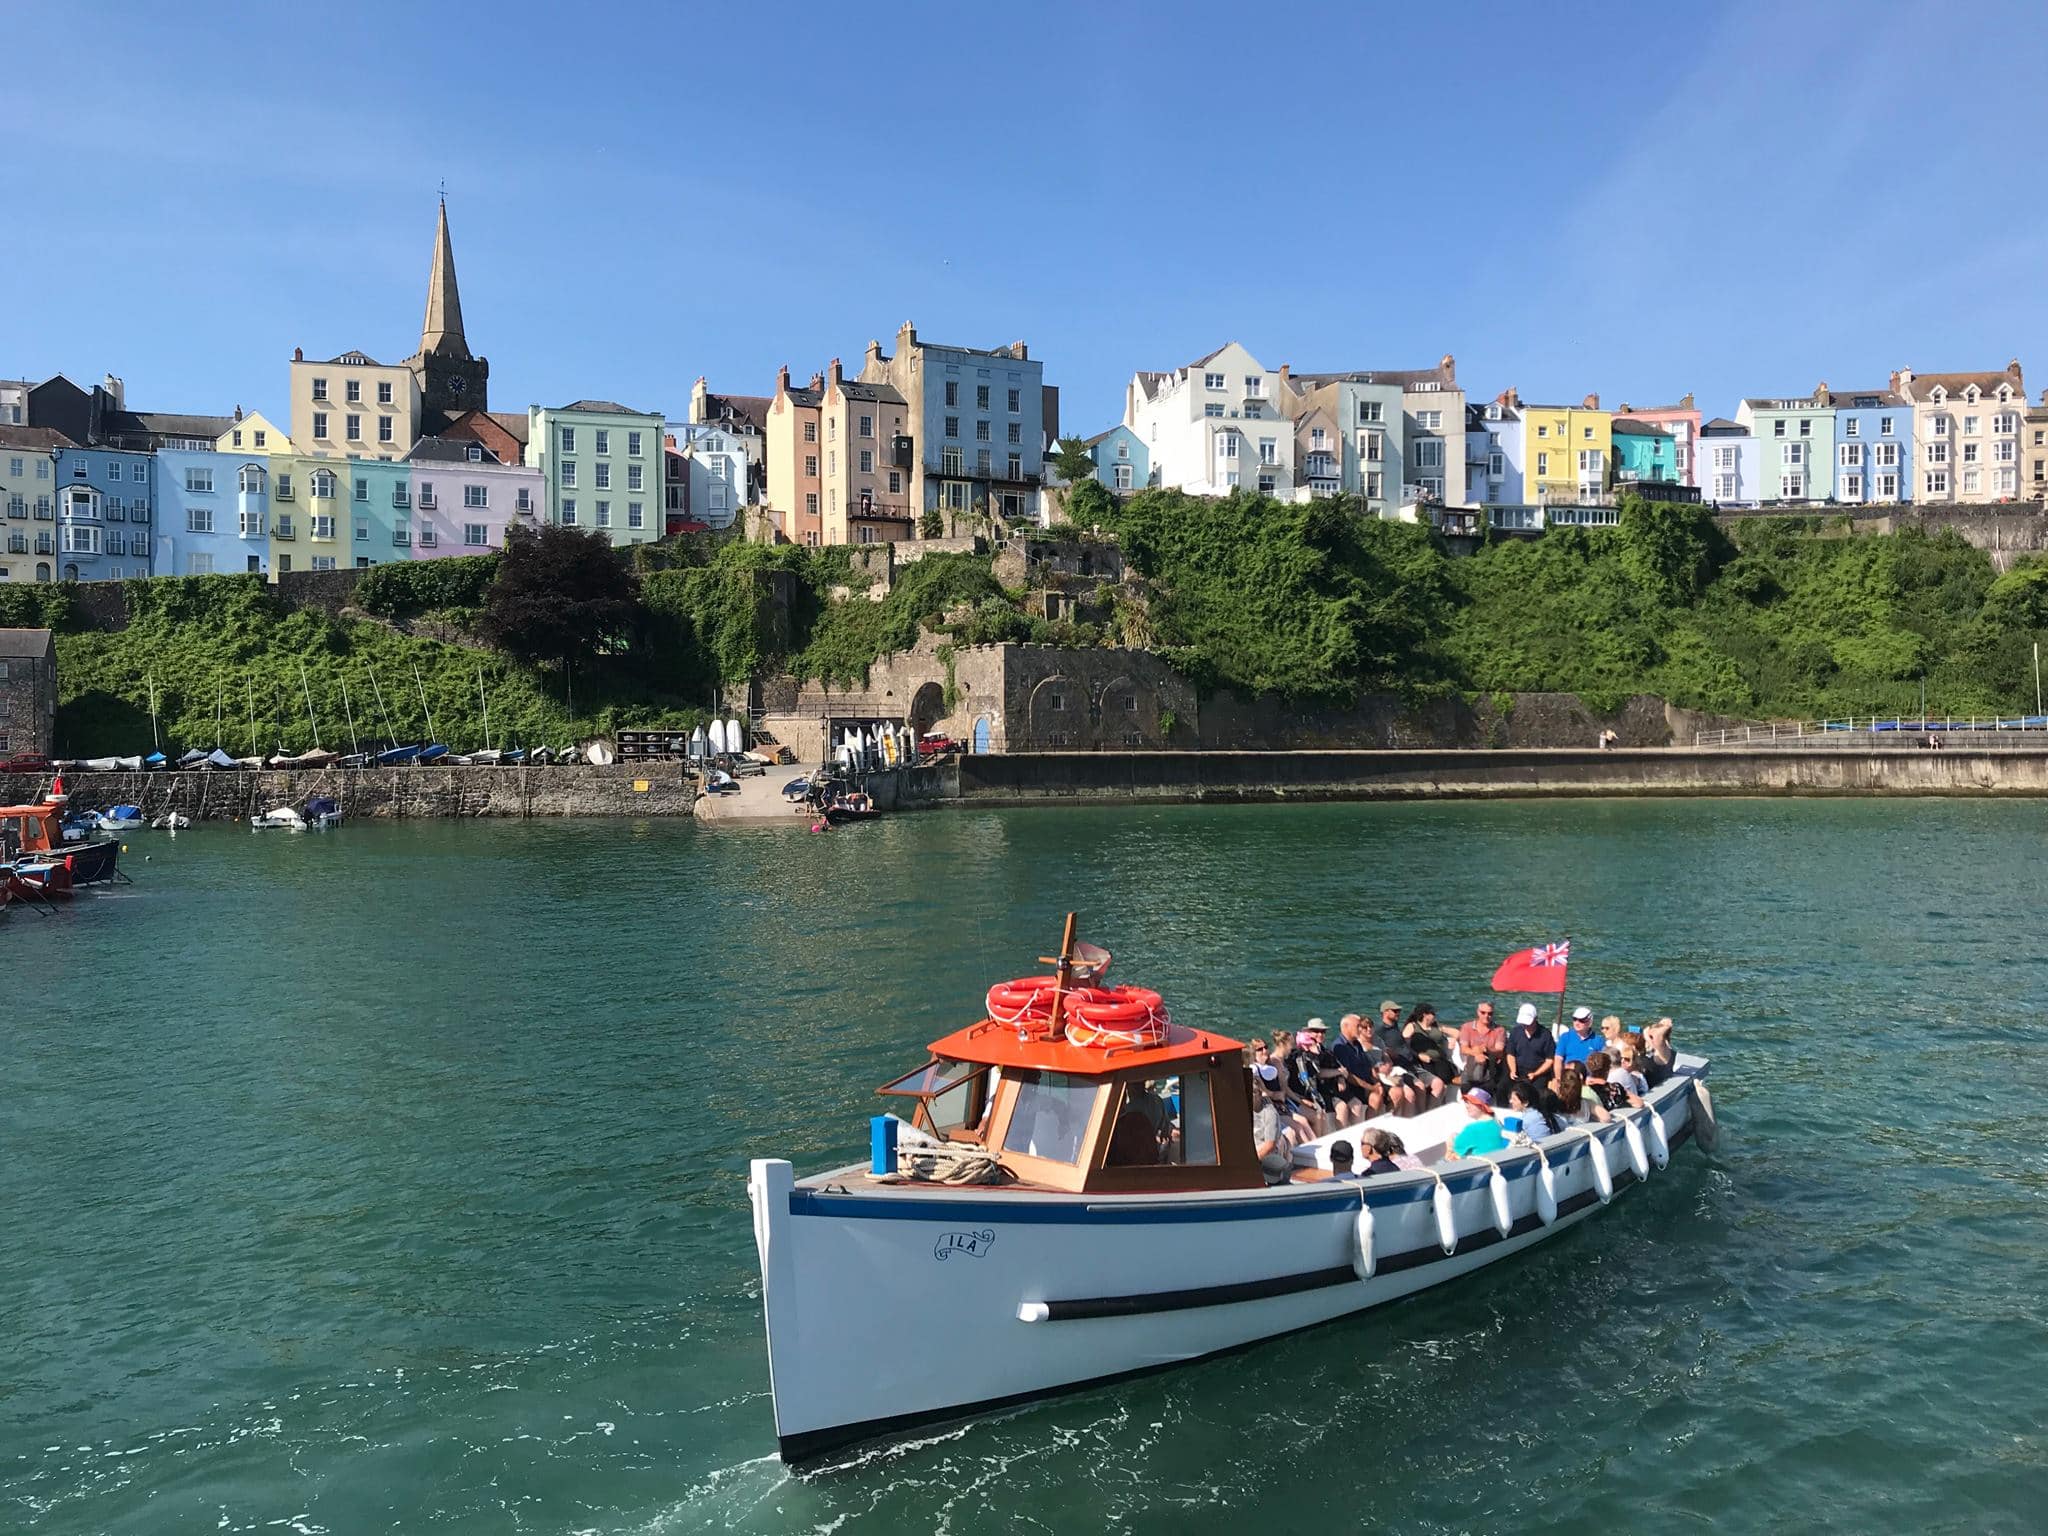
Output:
[1823,385,1911,505]
[52,444,154,581]
[1698,418,1761,507]
[157,448,272,576]
[1085,424,1148,491]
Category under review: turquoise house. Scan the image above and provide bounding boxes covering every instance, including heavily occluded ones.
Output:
[346,457,412,566]
[1612,419,1680,487]
[1085,425,1148,491]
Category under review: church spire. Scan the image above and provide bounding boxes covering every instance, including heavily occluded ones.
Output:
[419,194,470,360]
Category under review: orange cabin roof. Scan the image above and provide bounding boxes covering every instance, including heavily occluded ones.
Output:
[928,1017,1247,1076]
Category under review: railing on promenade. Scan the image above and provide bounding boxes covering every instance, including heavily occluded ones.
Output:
[1695,716,2048,746]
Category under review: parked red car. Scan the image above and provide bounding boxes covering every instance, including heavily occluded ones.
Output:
[0,753,54,775]
[917,734,958,759]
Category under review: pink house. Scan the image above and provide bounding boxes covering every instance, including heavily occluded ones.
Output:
[1614,394,1702,487]
[402,434,542,556]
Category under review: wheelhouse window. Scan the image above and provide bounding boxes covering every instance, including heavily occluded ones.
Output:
[1104,1073,1218,1167]
[879,1057,995,1141]
[1002,1071,1098,1164]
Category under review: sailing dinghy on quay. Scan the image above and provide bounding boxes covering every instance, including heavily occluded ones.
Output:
[748,916,1717,1463]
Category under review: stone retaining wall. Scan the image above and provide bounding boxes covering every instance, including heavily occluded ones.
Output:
[0,762,696,821]
[937,746,2048,805]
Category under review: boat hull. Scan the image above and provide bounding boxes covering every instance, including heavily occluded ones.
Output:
[751,1061,1710,1463]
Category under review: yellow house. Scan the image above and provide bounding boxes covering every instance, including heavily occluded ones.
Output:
[268,452,347,576]
[1519,393,1613,505]
[214,411,291,458]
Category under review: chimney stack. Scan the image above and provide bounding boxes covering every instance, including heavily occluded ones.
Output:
[1440,353,1455,381]
[1680,392,1694,410]
[1582,392,1600,411]
[293,347,304,363]
[776,364,791,396]
[827,357,843,390]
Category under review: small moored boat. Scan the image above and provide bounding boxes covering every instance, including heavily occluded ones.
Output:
[0,779,121,886]
[304,797,343,830]
[91,805,145,832]
[749,916,1715,1464]
[250,805,306,831]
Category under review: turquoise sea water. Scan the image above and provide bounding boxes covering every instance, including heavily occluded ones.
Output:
[6,801,2048,1532]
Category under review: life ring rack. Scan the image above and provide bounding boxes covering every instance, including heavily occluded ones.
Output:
[984,977,1172,1048]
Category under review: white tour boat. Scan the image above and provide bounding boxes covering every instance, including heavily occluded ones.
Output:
[748,917,1717,1463]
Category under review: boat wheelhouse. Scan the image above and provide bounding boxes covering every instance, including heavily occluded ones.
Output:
[0,783,120,886]
[748,917,1716,1464]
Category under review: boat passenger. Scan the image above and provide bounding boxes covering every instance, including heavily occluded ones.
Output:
[1371,1055,1421,1117]
[1402,1005,1457,1104]
[1556,1007,1602,1067]
[1457,1010,1512,1104]
[1642,1016,1677,1085]
[1261,1035,1320,1141]
[1450,1089,1510,1159]
[1330,1014,1384,1121]
[1299,1019,1349,1126]
[1583,1052,1642,1112]
[1554,1063,1606,1124]
[1505,1080,1562,1141]
[1457,1002,1504,1068]
[1599,1014,1627,1055]
[1276,1029,1334,1137]
[1373,1000,1408,1062]
[1611,1039,1652,1099]
[1250,1063,1298,1184]
[1327,1139,1363,1182]
[1507,1002,1557,1084]
[1359,1129,1404,1176]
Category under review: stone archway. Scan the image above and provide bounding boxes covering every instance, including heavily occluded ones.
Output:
[1095,674,1155,747]
[1026,674,1078,749]
[909,680,947,735]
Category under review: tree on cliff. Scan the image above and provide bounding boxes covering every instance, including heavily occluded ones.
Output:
[478,524,641,670]
[1052,437,1098,485]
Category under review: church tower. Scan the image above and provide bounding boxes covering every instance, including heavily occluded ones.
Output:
[410,196,490,431]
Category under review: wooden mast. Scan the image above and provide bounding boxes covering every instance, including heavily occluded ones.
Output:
[1040,911,1079,1041]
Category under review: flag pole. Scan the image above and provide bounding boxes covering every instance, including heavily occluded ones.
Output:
[1555,934,1572,1033]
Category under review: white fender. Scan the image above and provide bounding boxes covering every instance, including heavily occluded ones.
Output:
[1432,1179,1458,1254]
[1692,1080,1720,1152]
[1487,1164,1513,1237]
[1352,1203,1376,1281]
[1588,1132,1615,1204]
[1535,1153,1559,1225]
[1646,1109,1672,1169]
[1623,1115,1650,1180]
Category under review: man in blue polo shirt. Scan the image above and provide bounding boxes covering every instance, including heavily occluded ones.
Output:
[1555,1005,1601,1067]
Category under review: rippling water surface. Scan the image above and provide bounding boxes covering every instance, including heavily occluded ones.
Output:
[6,801,2047,1532]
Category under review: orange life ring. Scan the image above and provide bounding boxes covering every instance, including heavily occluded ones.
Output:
[1064,986,1170,1048]
[986,975,1065,1022]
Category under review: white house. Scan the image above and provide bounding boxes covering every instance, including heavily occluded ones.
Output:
[1124,342,1300,500]
[671,422,750,529]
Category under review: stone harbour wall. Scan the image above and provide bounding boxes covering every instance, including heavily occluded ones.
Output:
[935,746,2048,806]
[0,762,697,822]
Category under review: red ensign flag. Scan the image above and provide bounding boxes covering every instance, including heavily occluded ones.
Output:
[1492,939,1571,994]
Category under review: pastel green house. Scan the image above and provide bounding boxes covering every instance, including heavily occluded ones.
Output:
[1735,392,1835,504]
[345,456,412,566]
[525,400,665,547]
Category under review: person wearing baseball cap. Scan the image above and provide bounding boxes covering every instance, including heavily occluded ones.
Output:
[1507,1000,1556,1084]
[1250,1062,1298,1183]
[1556,1005,1601,1067]
[1450,1086,1509,1158]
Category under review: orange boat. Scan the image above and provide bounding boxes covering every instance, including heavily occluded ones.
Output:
[0,778,120,889]
[748,914,1717,1463]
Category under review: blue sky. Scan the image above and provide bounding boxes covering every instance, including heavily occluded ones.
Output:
[11,1,2048,434]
